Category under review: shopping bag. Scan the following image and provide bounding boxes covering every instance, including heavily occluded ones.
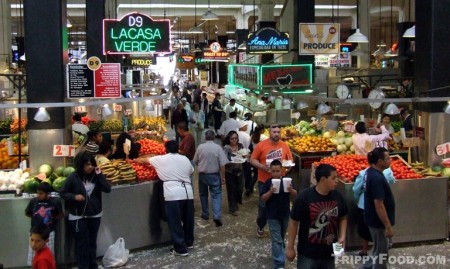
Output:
[102,238,129,268]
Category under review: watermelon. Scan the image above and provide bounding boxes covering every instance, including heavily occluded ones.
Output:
[23,179,40,193]
[39,164,53,177]
[55,166,65,177]
[63,167,75,177]
[48,173,58,182]
[52,177,67,192]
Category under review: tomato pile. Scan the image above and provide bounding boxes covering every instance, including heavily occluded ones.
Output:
[314,154,423,183]
[390,159,423,179]
[129,162,159,182]
[137,138,166,155]
[315,155,368,183]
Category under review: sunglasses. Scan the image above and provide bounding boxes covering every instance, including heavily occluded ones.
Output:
[270,125,281,129]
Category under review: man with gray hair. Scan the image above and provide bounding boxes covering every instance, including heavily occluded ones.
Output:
[193,130,228,227]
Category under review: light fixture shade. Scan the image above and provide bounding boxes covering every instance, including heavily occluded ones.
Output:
[403,25,415,38]
[34,107,51,122]
[444,102,450,114]
[201,10,219,21]
[189,25,203,34]
[102,105,113,117]
[317,103,331,115]
[297,100,309,110]
[346,29,369,43]
[384,103,400,115]
[237,42,247,50]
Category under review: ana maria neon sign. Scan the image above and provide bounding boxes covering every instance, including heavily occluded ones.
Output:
[103,12,171,55]
[246,27,289,54]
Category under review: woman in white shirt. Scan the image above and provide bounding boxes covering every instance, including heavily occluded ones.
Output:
[189,103,205,147]
[351,122,391,156]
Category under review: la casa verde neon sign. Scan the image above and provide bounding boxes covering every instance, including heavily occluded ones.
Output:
[103,13,171,55]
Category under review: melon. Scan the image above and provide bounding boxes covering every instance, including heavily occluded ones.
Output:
[54,166,65,177]
[23,179,40,193]
[63,167,76,177]
[52,177,67,192]
[38,164,53,177]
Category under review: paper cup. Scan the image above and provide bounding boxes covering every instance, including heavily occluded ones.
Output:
[332,242,344,257]
[272,179,281,194]
[283,177,292,192]
[359,115,365,122]
[266,159,274,166]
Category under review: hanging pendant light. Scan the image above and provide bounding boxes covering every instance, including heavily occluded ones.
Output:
[102,104,113,117]
[34,107,51,122]
[201,0,219,21]
[296,100,309,110]
[317,103,331,115]
[347,0,368,43]
[403,0,415,38]
[444,101,450,114]
[189,0,204,33]
[384,103,400,115]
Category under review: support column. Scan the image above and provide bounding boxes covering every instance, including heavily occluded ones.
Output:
[259,0,274,22]
[217,35,228,87]
[357,0,370,69]
[0,0,12,90]
[24,0,68,170]
[87,0,105,62]
[257,21,276,64]
[235,29,249,63]
[294,0,314,64]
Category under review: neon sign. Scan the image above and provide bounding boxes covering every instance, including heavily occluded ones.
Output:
[246,27,290,54]
[103,12,171,55]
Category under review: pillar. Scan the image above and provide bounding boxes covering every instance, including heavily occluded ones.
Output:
[87,0,106,62]
[217,35,228,87]
[257,21,276,64]
[294,0,314,64]
[259,0,274,22]
[357,0,370,69]
[0,0,12,90]
[24,0,68,170]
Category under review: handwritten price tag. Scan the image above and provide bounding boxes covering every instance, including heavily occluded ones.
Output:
[402,137,421,148]
[53,145,76,157]
[436,142,450,156]
[74,106,87,113]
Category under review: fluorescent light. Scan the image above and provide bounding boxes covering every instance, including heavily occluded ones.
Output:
[11,4,86,8]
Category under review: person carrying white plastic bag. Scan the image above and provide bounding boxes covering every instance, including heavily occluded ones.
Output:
[102,238,129,268]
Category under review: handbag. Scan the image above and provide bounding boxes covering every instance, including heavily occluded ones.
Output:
[102,238,129,268]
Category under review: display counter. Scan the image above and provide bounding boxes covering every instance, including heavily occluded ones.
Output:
[0,181,170,268]
[336,177,448,249]
[291,151,337,191]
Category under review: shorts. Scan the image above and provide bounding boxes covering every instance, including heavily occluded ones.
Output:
[27,231,55,266]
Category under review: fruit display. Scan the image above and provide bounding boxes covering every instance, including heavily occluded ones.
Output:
[0,139,25,169]
[132,116,167,133]
[295,120,317,136]
[0,169,30,193]
[10,118,27,133]
[288,136,336,153]
[280,126,299,141]
[137,138,166,155]
[315,154,425,183]
[130,162,159,182]
[328,131,355,154]
[88,120,104,132]
[98,160,136,185]
[102,119,123,132]
[0,119,12,135]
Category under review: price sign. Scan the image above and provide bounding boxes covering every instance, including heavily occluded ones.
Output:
[124,109,132,116]
[402,137,421,148]
[436,142,450,156]
[114,105,123,112]
[5,109,14,116]
[74,106,87,113]
[53,145,76,157]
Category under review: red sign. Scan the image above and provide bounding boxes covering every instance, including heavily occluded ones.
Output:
[94,63,121,98]
[436,142,450,156]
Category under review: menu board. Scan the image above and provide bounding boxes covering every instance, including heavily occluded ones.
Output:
[67,65,94,98]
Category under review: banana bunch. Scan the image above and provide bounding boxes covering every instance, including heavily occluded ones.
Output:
[102,119,122,132]
[132,116,167,133]
[410,162,442,177]
[98,160,137,184]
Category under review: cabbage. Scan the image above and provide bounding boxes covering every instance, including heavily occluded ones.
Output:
[39,164,53,177]
[345,137,353,147]
[336,131,346,138]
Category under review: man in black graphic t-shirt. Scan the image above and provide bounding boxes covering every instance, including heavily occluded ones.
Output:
[286,164,348,269]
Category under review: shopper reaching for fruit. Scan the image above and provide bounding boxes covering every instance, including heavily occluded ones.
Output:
[351,122,391,156]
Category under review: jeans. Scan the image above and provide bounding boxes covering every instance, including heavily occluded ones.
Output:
[69,217,101,269]
[297,255,335,269]
[165,199,195,253]
[360,226,390,269]
[267,217,289,268]
[213,113,222,131]
[243,162,254,194]
[225,171,243,213]
[198,173,222,220]
[256,181,267,230]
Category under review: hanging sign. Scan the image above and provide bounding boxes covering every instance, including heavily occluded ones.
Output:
[261,64,313,90]
[315,53,352,67]
[103,12,171,54]
[299,23,340,55]
[203,42,230,62]
[67,63,121,99]
[130,58,153,66]
[246,27,289,54]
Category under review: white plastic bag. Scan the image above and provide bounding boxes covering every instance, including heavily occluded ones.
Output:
[102,238,129,268]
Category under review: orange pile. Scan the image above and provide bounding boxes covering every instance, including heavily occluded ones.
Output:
[0,139,22,169]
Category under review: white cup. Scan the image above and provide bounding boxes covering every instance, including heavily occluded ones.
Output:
[360,115,365,122]
[266,158,274,166]
[272,179,281,194]
[283,177,292,192]
[332,242,344,257]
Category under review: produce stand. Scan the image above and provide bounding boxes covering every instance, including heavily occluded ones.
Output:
[291,150,337,191]
[336,177,448,249]
[0,181,170,268]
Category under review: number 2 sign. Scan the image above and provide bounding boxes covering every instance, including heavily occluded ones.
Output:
[53,145,76,157]
[435,142,450,156]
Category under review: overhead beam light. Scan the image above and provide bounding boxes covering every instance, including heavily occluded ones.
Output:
[115,4,356,10]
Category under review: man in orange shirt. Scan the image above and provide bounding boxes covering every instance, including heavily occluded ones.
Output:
[250,124,293,237]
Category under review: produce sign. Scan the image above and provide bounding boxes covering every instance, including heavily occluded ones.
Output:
[246,27,289,54]
[299,23,340,55]
[137,138,166,155]
[103,12,171,54]
[315,154,423,183]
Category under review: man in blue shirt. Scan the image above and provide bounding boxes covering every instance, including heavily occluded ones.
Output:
[360,147,395,269]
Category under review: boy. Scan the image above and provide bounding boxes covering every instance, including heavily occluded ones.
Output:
[25,182,63,266]
[261,160,298,269]
[30,223,56,269]
[286,164,348,269]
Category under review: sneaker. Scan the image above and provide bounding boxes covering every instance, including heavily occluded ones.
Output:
[200,215,209,221]
[230,211,238,216]
[170,248,189,257]
[214,219,223,227]
[187,245,194,250]
[257,227,264,238]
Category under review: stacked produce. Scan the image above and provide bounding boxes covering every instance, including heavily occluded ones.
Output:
[441,159,450,177]
[315,154,425,183]
[129,162,159,182]
[294,120,317,136]
[98,160,136,185]
[132,116,167,133]
[0,139,25,169]
[0,119,13,134]
[280,126,299,141]
[288,136,336,153]
[0,169,30,192]
[328,131,355,154]
[10,118,27,133]
[23,164,74,193]
[102,119,123,132]
[137,138,166,155]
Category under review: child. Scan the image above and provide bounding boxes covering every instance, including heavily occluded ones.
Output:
[30,223,56,269]
[261,160,297,269]
[25,182,63,266]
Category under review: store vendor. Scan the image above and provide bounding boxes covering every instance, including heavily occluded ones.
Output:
[400,108,413,132]
[110,132,141,160]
